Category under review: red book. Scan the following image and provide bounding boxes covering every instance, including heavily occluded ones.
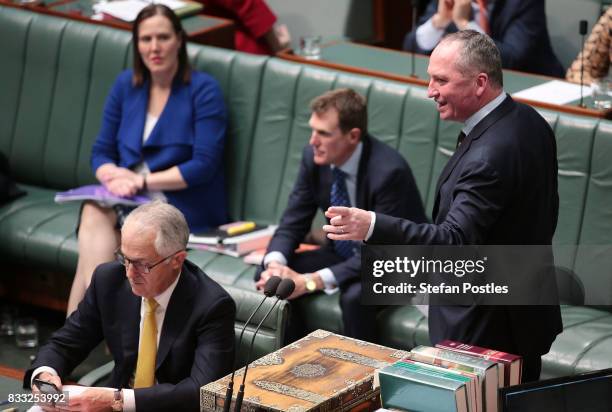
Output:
[435,340,523,387]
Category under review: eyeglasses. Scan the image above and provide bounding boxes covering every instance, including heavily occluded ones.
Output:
[115,249,184,274]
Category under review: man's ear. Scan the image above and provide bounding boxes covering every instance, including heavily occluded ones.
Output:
[349,128,362,144]
[475,72,488,97]
[173,250,188,268]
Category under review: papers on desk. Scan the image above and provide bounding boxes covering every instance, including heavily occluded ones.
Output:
[512,80,591,105]
[93,0,190,22]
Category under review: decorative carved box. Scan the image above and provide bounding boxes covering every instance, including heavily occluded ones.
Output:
[200,330,408,412]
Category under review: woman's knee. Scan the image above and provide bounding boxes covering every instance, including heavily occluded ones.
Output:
[80,202,117,233]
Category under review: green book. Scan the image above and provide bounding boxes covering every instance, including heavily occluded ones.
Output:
[377,362,470,412]
[408,346,500,412]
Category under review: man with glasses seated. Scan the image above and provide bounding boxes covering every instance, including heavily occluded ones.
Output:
[24,201,235,412]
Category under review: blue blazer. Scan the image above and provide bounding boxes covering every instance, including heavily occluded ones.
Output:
[403,0,565,78]
[91,70,228,231]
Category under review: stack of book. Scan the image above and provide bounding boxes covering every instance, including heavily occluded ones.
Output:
[188,221,277,257]
[376,341,522,412]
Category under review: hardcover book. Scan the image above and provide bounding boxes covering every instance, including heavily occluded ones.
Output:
[395,359,478,412]
[188,225,277,257]
[376,360,470,412]
[200,330,408,412]
[435,340,522,387]
[407,345,499,412]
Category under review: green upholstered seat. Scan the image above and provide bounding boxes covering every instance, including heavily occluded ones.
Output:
[1,4,612,378]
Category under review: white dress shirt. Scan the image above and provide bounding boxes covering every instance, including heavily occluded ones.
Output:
[416,1,489,51]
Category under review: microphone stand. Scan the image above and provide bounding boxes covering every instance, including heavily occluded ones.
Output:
[223,276,281,412]
[410,0,419,78]
[233,298,282,412]
[233,278,294,412]
[579,20,588,108]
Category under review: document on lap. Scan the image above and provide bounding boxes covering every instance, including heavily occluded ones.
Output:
[54,184,151,207]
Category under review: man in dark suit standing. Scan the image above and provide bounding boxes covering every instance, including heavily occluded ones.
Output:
[25,201,235,411]
[403,0,564,77]
[324,31,561,381]
[255,88,426,342]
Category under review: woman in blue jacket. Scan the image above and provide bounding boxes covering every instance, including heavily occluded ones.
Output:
[68,4,228,315]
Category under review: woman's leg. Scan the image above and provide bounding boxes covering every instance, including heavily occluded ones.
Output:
[67,202,120,316]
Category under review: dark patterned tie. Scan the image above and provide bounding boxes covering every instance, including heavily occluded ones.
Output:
[330,168,355,259]
[456,131,466,149]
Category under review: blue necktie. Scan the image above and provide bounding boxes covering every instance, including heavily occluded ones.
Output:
[330,168,355,259]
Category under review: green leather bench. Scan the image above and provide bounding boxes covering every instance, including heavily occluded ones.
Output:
[1,5,611,378]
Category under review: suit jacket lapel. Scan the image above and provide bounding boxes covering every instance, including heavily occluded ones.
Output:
[123,80,149,159]
[355,135,371,208]
[120,281,141,386]
[432,95,514,219]
[156,264,196,370]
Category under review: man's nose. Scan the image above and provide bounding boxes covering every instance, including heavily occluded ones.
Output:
[427,80,437,98]
[309,132,318,146]
[125,263,138,278]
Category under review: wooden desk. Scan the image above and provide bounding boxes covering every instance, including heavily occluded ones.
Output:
[0,366,34,409]
[279,41,612,120]
[0,0,234,49]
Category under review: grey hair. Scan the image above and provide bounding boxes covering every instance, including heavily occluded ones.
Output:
[122,200,189,256]
[440,30,504,88]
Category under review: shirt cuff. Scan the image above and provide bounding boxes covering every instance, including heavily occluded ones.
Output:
[31,366,59,388]
[123,389,136,412]
[263,251,287,268]
[365,211,376,241]
[317,268,339,295]
[416,18,445,50]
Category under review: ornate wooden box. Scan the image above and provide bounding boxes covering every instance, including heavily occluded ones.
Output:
[200,330,408,412]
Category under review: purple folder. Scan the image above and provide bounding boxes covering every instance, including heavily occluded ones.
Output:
[55,184,151,207]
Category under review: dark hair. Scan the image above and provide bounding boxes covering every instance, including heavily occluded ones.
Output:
[309,88,368,135]
[440,30,504,88]
[132,4,191,86]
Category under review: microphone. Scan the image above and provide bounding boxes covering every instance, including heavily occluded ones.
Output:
[233,278,295,412]
[579,20,588,108]
[222,276,281,412]
[409,0,421,78]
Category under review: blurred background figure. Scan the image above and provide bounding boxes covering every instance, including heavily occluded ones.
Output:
[403,0,565,77]
[201,0,291,54]
[566,7,612,85]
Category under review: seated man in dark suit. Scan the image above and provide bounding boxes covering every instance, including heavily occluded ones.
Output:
[25,201,235,412]
[255,88,427,343]
[403,0,564,77]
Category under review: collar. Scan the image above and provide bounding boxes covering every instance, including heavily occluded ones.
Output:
[333,141,363,179]
[462,91,506,136]
[145,270,181,311]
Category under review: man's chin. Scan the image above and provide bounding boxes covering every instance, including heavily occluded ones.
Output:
[129,283,146,296]
[312,155,327,165]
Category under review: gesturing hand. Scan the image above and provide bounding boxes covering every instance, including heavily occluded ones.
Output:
[323,206,372,241]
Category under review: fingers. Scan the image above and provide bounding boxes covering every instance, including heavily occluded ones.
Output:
[322,225,351,241]
[105,177,140,197]
[325,206,350,219]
